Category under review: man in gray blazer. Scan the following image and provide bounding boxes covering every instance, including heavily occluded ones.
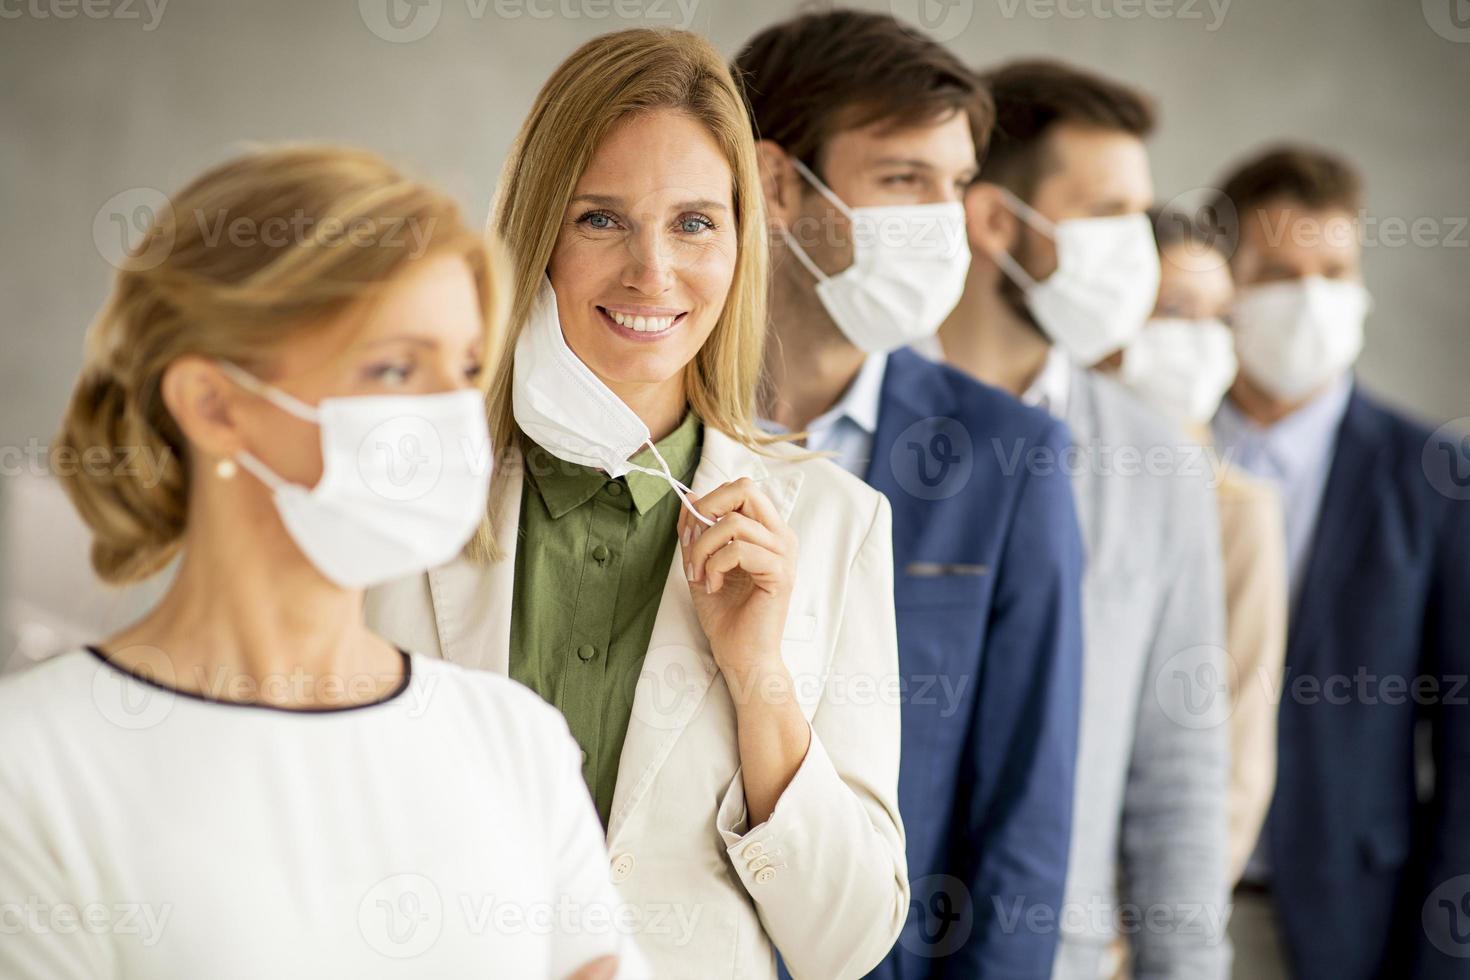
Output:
[920,60,1231,978]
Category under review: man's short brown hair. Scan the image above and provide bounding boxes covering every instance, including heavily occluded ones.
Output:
[977,59,1155,199]
[1205,145,1363,256]
[1214,144,1363,219]
[732,10,992,175]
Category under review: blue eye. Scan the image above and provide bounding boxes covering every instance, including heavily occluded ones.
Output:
[678,214,716,234]
[577,210,619,231]
[368,363,413,385]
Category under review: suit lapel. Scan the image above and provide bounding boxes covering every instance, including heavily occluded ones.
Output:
[425,460,522,673]
[606,426,802,845]
[866,349,937,503]
[1286,387,1384,675]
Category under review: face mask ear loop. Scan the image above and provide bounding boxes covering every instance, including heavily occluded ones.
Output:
[779,226,831,285]
[779,157,857,288]
[215,360,322,424]
[234,449,292,495]
[990,186,1058,293]
[629,440,715,527]
[788,156,856,220]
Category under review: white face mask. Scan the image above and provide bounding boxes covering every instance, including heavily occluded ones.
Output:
[1119,318,1239,425]
[1230,276,1370,400]
[993,188,1161,366]
[511,278,714,525]
[779,157,971,353]
[218,361,493,589]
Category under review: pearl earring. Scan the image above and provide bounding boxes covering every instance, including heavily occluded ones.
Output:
[215,458,238,480]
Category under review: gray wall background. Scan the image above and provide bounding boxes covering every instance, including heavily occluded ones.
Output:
[8,0,1470,452]
[2,0,1467,452]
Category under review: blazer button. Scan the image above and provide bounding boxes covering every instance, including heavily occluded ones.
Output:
[611,853,634,883]
[577,644,597,662]
[742,841,765,860]
[754,867,776,884]
[748,855,771,872]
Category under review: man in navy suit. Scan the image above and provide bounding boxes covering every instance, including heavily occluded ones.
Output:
[1211,145,1470,979]
[734,12,1085,978]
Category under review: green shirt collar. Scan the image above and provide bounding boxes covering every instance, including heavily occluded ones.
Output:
[526,410,703,519]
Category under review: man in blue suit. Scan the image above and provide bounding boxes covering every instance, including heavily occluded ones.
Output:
[1211,145,1470,979]
[734,12,1085,977]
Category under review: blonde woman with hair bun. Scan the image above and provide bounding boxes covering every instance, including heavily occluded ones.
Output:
[0,145,646,980]
[367,29,908,979]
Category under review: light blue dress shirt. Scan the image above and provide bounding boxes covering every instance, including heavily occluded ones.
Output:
[1211,371,1354,882]
[768,352,889,479]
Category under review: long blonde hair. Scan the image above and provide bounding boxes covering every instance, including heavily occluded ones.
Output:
[56,145,506,584]
[471,28,773,562]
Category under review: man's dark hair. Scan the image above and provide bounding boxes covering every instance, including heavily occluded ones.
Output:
[1213,144,1363,219]
[977,59,1155,199]
[732,9,992,176]
[1204,145,1363,256]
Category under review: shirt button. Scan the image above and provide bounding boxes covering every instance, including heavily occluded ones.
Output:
[580,748,588,766]
[754,867,776,884]
[577,644,597,662]
[611,852,634,882]
[606,482,623,497]
[592,544,610,563]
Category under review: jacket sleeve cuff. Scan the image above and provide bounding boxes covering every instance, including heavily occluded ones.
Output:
[715,723,829,888]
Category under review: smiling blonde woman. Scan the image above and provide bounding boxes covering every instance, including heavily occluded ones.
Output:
[366,28,908,980]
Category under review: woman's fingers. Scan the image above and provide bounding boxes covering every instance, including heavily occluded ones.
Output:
[567,955,618,980]
[689,477,786,536]
[682,510,784,583]
[702,538,786,595]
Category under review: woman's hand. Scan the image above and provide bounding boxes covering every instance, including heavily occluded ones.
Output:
[679,477,810,824]
[678,477,797,687]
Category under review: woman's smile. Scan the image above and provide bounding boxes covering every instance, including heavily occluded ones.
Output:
[596,303,688,343]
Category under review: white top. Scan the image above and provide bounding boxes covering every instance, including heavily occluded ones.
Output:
[0,648,650,980]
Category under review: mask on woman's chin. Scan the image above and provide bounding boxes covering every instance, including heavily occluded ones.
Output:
[512,277,713,526]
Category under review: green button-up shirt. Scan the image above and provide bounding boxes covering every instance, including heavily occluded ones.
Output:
[509,411,703,827]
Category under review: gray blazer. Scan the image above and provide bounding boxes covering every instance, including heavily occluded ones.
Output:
[1052,365,1231,980]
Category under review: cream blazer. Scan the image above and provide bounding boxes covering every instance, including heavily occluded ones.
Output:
[1214,461,1289,884]
[364,427,908,980]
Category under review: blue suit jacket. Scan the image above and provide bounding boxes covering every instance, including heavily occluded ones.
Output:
[1266,386,1470,979]
[857,349,1085,979]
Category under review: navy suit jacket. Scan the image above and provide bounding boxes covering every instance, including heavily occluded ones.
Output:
[857,349,1085,980]
[1266,386,1470,979]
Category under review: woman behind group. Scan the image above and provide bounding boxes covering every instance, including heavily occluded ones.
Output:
[0,146,643,979]
[1116,208,1289,884]
[367,28,908,980]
